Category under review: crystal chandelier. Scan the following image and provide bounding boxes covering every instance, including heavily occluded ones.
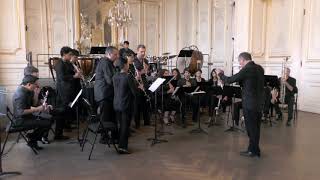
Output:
[107,0,132,27]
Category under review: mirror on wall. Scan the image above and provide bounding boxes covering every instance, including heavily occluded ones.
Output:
[79,0,114,52]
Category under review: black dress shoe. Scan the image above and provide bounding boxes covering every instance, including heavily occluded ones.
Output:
[118,148,131,154]
[28,141,43,150]
[286,121,291,126]
[276,114,283,121]
[240,151,260,158]
[54,135,70,141]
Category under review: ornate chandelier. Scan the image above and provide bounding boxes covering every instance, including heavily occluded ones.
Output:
[107,0,132,27]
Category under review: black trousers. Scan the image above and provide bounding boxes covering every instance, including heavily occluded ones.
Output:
[15,116,52,142]
[49,109,67,136]
[274,96,294,121]
[134,95,150,128]
[99,100,118,138]
[116,111,130,150]
[232,101,242,126]
[243,108,262,154]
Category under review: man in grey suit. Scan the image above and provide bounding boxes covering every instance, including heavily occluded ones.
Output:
[216,52,265,158]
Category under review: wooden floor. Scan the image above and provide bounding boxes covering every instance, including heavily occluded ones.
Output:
[2,111,320,180]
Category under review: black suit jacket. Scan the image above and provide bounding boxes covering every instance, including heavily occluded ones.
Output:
[94,58,116,102]
[54,59,77,105]
[219,61,265,111]
[113,72,138,112]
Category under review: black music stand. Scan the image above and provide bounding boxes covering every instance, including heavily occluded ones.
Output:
[206,86,223,127]
[225,86,244,132]
[0,113,21,177]
[176,86,197,128]
[147,78,168,146]
[67,89,85,145]
[265,75,280,88]
[189,90,207,134]
[90,47,107,54]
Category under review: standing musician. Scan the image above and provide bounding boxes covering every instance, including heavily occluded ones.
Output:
[274,68,297,126]
[216,52,265,158]
[113,57,140,154]
[119,41,135,59]
[177,68,198,128]
[133,44,150,128]
[94,46,119,144]
[55,46,82,131]
[159,69,179,126]
[70,49,82,92]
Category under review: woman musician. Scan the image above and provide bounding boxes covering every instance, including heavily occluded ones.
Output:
[159,69,180,126]
[207,69,232,122]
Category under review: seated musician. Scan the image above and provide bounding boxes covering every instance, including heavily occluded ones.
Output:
[274,68,298,126]
[194,69,206,111]
[177,68,198,128]
[170,68,181,87]
[160,69,180,126]
[207,69,233,120]
[113,57,140,154]
[207,69,219,121]
[23,66,68,142]
[13,76,53,150]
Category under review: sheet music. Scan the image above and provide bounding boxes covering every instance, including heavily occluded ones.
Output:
[69,89,82,108]
[148,78,165,92]
[190,91,206,95]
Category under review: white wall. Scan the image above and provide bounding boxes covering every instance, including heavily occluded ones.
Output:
[0,0,27,98]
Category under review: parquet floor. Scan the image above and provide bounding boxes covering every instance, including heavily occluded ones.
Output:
[2,111,320,180]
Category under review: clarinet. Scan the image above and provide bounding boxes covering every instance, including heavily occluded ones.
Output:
[132,64,151,101]
[71,62,87,88]
[37,90,49,118]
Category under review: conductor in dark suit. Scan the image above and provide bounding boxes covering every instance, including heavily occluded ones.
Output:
[216,52,265,158]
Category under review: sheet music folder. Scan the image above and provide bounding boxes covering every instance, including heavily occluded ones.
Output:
[69,89,82,108]
[178,50,194,57]
[148,78,166,92]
